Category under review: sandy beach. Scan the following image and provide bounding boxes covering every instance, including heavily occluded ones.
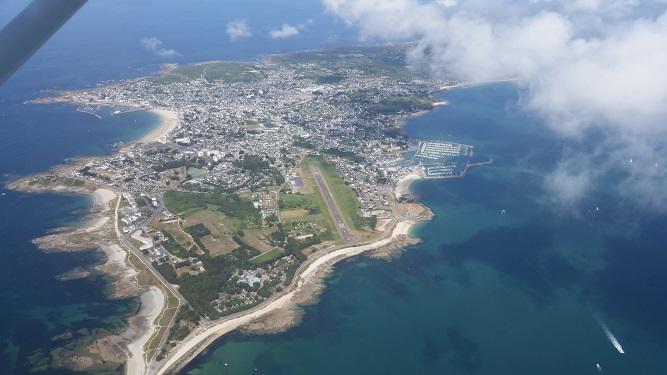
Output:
[152,220,415,375]
[92,188,116,208]
[140,109,179,144]
[85,188,116,231]
[127,287,166,375]
[85,216,109,232]
[394,172,422,200]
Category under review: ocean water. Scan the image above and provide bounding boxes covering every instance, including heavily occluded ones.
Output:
[0,0,358,99]
[0,94,161,374]
[0,0,358,372]
[3,0,667,374]
[183,84,667,375]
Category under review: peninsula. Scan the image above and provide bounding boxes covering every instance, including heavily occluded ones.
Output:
[11,45,486,374]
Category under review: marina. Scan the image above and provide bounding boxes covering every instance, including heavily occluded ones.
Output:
[405,140,492,178]
[415,140,472,160]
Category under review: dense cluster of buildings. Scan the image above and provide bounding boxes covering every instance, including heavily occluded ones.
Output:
[57,47,454,220]
[42,46,478,330]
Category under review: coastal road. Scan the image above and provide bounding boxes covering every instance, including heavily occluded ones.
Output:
[309,165,354,241]
[114,195,185,304]
[112,191,185,375]
[151,219,411,375]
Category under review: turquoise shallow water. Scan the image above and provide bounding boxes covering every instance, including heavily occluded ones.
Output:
[2,1,667,373]
[0,0,359,372]
[0,105,160,373]
[183,84,667,375]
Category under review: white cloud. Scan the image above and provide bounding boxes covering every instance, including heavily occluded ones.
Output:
[435,0,458,8]
[269,23,300,39]
[543,147,600,208]
[322,0,667,211]
[227,20,252,41]
[140,37,181,58]
[140,37,161,51]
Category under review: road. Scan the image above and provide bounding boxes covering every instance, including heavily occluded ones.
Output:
[150,219,411,375]
[112,191,184,375]
[309,165,354,241]
[114,192,185,304]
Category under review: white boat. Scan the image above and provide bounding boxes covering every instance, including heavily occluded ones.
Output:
[596,363,603,372]
[596,316,625,354]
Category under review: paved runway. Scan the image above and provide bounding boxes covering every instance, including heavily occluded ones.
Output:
[309,165,354,241]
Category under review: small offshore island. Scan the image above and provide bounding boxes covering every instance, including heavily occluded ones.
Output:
[10,45,489,374]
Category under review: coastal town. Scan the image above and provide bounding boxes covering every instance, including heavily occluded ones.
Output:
[15,45,487,375]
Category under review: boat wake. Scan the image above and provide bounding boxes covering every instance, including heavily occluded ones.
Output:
[595,315,625,354]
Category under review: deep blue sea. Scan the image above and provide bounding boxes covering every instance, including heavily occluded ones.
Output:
[2,1,667,374]
[183,85,667,375]
[0,0,357,372]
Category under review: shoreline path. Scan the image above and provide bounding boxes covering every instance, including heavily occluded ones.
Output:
[149,220,413,375]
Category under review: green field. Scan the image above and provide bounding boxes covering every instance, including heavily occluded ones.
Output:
[345,90,435,115]
[164,190,260,227]
[279,186,338,242]
[378,94,435,113]
[249,247,285,266]
[267,45,424,81]
[152,61,266,84]
[303,156,376,231]
[280,193,320,213]
[163,190,273,257]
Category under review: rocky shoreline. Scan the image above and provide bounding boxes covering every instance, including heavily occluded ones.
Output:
[7,173,150,372]
[151,219,425,374]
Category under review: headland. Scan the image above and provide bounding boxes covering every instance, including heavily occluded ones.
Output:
[8,44,488,374]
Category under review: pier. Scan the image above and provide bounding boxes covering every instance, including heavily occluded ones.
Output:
[423,159,493,179]
[75,106,101,119]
